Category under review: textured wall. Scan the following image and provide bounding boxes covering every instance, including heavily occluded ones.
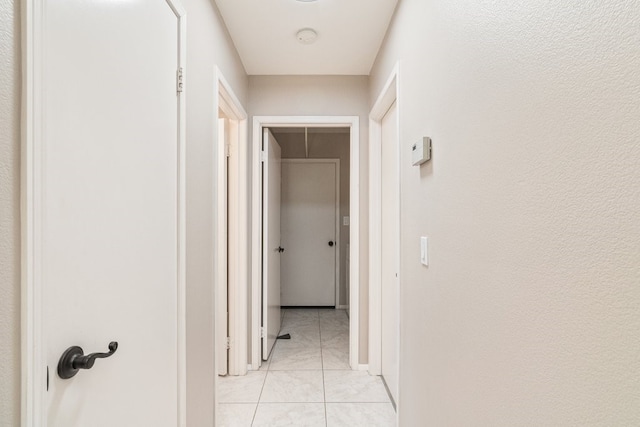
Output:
[0,0,21,425]
[370,0,640,425]
[249,75,370,364]
[181,0,248,425]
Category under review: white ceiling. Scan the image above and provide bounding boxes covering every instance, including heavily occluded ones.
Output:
[214,0,398,75]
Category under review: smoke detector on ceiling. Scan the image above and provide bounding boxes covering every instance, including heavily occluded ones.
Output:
[296,28,318,44]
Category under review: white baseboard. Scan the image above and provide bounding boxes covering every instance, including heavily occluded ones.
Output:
[336,305,349,309]
[356,364,369,371]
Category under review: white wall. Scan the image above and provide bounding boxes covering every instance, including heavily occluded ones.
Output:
[0,0,21,424]
[249,75,370,363]
[274,131,351,307]
[370,0,640,425]
[182,0,247,425]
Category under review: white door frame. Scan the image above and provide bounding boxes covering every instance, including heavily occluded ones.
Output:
[251,116,360,370]
[21,1,187,425]
[369,64,400,377]
[213,67,249,377]
[281,158,341,307]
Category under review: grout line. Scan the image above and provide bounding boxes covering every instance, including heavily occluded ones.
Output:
[318,310,329,427]
[251,362,271,425]
[255,401,326,404]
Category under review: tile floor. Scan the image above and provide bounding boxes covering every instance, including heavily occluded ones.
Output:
[217,308,396,426]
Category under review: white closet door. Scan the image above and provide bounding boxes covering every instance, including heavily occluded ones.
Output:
[281,160,338,307]
[262,129,282,360]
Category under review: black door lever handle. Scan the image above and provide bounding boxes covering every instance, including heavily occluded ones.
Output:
[58,341,118,379]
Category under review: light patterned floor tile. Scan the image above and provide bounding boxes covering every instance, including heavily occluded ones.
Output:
[217,371,267,403]
[252,403,326,427]
[324,370,390,403]
[281,316,320,331]
[259,356,271,371]
[326,403,396,427]
[320,323,349,341]
[322,346,350,370]
[274,328,321,349]
[270,345,323,370]
[217,403,256,427]
[217,309,397,426]
[321,331,349,349]
[318,309,348,319]
[282,309,319,320]
[260,370,324,403]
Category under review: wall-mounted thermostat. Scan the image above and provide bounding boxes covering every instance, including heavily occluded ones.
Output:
[412,137,431,166]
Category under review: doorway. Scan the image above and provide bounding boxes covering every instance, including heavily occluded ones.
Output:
[369,64,401,414]
[380,100,400,405]
[277,128,346,309]
[251,116,361,370]
[261,129,346,360]
[213,67,249,379]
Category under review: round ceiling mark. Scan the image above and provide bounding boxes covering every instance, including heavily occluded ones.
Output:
[296,28,318,44]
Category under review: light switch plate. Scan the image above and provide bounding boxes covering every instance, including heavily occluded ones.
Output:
[343,216,350,226]
[412,137,432,166]
[420,236,428,266]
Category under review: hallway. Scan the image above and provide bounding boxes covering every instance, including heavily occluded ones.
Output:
[217,309,396,426]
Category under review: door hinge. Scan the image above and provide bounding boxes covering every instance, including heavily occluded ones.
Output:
[176,67,184,94]
[260,327,265,338]
[226,337,231,350]
[260,151,266,162]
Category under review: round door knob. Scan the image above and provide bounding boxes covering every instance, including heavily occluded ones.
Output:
[328,241,334,247]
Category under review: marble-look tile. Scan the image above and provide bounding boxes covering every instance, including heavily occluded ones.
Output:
[259,355,272,371]
[260,370,324,403]
[321,331,349,349]
[274,328,321,349]
[252,403,326,427]
[283,309,319,319]
[217,371,267,403]
[217,403,256,427]
[319,313,348,327]
[320,324,348,338]
[320,323,349,341]
[318,309,347,319]
[280,320,321,335]
[322,346,351,370]
[324,370,390,403]
[281,316,320,331]
[320,315,348,329]
[320,313,348,323]
[326,403,396,427]
[270,345,323,370]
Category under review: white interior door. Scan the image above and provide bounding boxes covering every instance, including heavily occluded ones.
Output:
[381,101,400,405]
[217,117,229,376]
[281,160,339,307]
[39,0,185,425]
[262,129,282,360]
